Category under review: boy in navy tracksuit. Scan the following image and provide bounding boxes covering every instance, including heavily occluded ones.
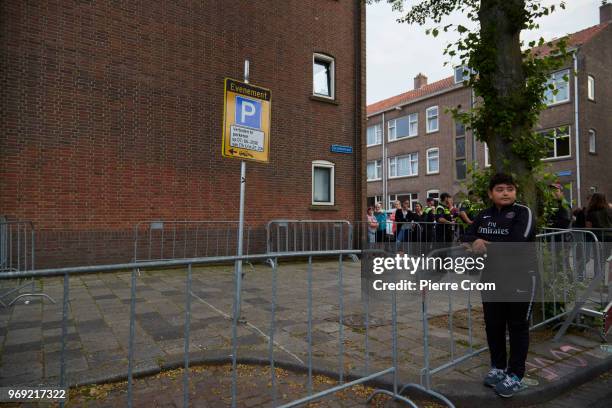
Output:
[462,173,536,398]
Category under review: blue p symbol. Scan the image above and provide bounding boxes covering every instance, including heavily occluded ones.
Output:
[236,96,262,129]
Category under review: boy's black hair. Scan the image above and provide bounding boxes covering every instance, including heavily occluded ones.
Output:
[440,192,451,202]
[488,173,516,191]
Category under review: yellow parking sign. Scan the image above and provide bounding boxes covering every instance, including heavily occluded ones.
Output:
[222,78,271,163]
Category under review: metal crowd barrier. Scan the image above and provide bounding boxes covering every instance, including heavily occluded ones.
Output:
[266,220,358,262]
[133,221,255,262]
[417,229,604,388]
[0,220,54,307]
[0,249,455,408]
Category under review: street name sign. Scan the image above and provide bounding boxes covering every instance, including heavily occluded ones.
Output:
[222,78,271,163]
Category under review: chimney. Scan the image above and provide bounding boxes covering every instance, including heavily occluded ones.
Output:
[414,73,428,89]
[601,2,612,24]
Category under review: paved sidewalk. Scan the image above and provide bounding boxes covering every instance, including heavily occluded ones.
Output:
[1,259,610,407]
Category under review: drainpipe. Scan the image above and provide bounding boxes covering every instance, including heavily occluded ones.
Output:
[470,87,476,166]
[573,51,582,207]
[381,112,386,208]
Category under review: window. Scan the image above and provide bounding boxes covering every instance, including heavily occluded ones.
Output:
[367,160,382,181]
[312,160,335,205]
[388,113,418,141]
[367,196,382,208]
[367,124,382,146]
[589,129,596,154]
[426,190,440,202]
[454,65,470,84]
[544,69,570,105]
[313,54,335,99]
[456,159,467,180]
[541,126,571,159]
[388,153,418,178]
[389,193,418,211]
[426,148,439,174]
[455,121,465,137]
[587,75,595,101]
[426,106,439,133]
[484,143,491,167]
[454,120,466,179]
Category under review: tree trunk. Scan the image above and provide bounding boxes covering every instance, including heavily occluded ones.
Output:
[478,0,537,208]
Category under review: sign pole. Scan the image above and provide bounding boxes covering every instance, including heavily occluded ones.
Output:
[235,60,249,319]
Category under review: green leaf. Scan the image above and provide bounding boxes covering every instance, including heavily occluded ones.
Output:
[432,28,439,37]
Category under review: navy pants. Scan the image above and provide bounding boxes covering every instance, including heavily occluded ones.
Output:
[482,301,531,379]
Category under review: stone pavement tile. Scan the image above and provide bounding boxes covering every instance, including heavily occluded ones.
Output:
[7,320,42,330]
[4,327,41,345]
[3,340,43,354]
[42,319,75,330]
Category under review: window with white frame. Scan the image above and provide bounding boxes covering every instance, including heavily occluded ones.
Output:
[313,53,335,99]
[426,148,439,174]
[426,106,439,133]
[367,160,382,181]
[312,160,335,205]
[426,190,440,202]
[587,75,595,101]
[484,143,491,167]
[388,113,418,141]
[388,153,418,178]
[541,126,571,159]
[367,196,383,208]
[544,69,570,105]
[454,65,470,84]
[589,129,596,154]
[389,193,419,211]
[367,123,382,146]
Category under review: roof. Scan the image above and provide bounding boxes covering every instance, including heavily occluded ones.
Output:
[367,21,610,117]
[367,76,456,116]
[532,21,610,56]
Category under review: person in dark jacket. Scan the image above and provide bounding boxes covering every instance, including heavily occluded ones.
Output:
[462,173,536,398]
[548,183,571,230]
[435,192,455,243]
[395,200,414,250]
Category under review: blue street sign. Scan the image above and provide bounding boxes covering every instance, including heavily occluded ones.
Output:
[235,95,262,129]
[330,144,353,154]
[557,170,572,177]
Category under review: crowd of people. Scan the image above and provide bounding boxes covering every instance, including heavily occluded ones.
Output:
[366,190,484,244]
[366,185,612,246]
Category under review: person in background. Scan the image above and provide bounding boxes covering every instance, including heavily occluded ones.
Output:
[366,207,378,243]
[390,200,401,236]
[411,202,426,242]
[435,193,455,243]
[458,190,483,236]
[547,183,571,230]
[395,200,414,248]
[423,197,437,242]
[586,193,612,255]
[374,202,387,243]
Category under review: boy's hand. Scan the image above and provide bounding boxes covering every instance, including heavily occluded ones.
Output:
[471,239,490,254]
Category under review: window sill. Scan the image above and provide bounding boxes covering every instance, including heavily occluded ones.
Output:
[310,204,339,211]
[367,179,382,183]
[545,99,571,108]
[387,135,418,143]
[426,171,440,176]
[388,174,419,180]
[310,95,339,105]
[367,143,382,148]
[426,129,439,134]
[541,156,572,162]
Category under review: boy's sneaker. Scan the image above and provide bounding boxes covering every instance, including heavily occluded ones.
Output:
[495,373,528,398]
[483,368,506,388]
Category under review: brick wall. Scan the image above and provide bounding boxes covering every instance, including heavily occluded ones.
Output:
[1,1,365,267]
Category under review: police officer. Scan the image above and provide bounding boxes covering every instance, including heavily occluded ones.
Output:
[457,190,484,235]
[462,173,536,398]
[435,193,455,243]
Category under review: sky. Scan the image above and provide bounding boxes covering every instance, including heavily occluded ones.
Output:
[366,0,604,105]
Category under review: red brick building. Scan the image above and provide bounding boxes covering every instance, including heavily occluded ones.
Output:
[367,4,612,210]
[1,1,366,266]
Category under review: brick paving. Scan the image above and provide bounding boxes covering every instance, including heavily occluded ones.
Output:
[1,259,610,407]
